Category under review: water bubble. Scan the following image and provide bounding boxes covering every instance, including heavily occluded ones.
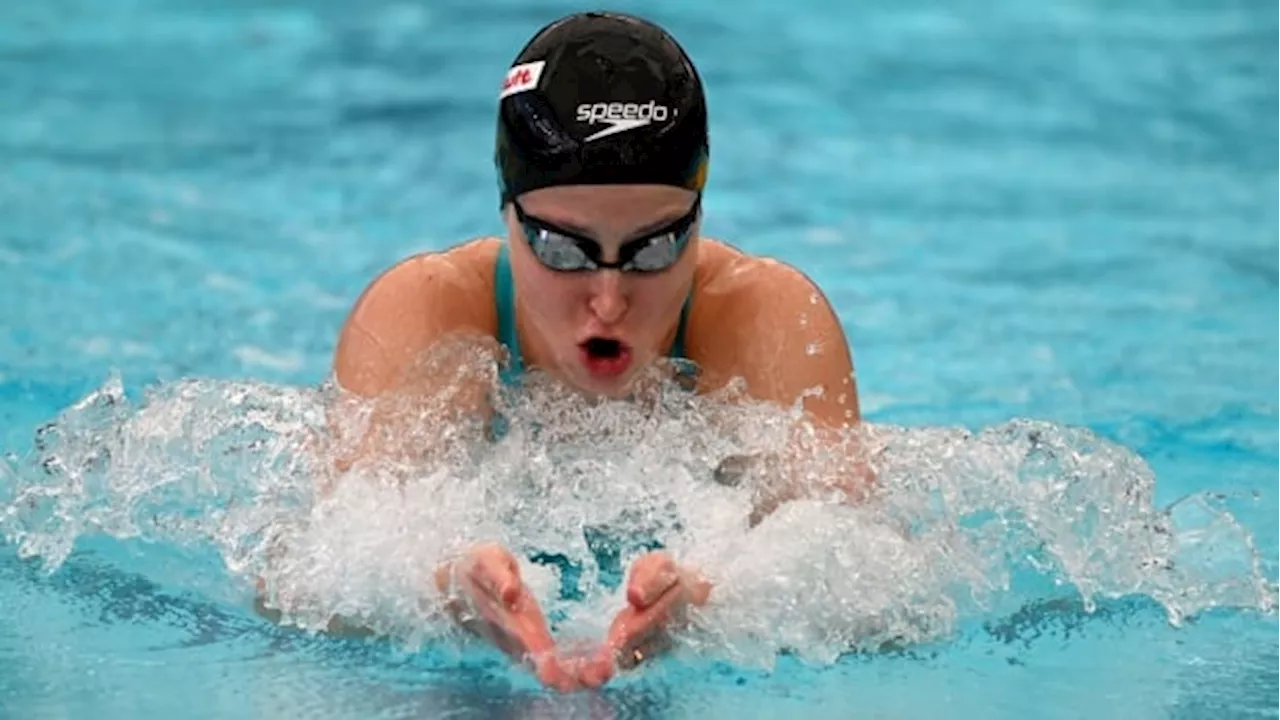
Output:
[0,342,1272,667]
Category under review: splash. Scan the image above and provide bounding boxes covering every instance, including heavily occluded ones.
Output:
[0,347,1274,669]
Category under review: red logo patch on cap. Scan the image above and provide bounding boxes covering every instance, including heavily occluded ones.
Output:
[500,61,546,99]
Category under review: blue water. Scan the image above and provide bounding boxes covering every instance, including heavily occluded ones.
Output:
[1,0,1277,718]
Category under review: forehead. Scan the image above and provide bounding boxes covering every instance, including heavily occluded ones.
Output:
[516,184,697,238]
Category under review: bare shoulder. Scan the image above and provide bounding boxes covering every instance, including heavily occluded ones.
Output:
[344,237,500,317]
[334,237,503,395]
[686,238,856,423]
[692,238,833,321]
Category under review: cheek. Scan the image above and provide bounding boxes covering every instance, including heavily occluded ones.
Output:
[631,273,691,323]
[513,259,581,321]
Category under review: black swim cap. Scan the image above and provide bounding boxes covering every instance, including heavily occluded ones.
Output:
[494,11,709,205]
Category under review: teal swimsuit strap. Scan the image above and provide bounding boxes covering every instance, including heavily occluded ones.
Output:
[671,293,691,359]
[493,242,693,379]
[494,242,524,384]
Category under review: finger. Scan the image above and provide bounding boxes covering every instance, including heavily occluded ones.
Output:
[608,611,658,671]
[608,579,685,664]
[433,562,453,595]
[470,553,521,608]
[575,648,616,689]
[495,593,555,657]
[499,550,521,603]
[616,627,675,671]
[628,568,679,610]
[687,573,712,606]
[531,651,580,693]
[479,600,559,673]
[452,566,555,663]
[440,550,577,691]
[625,552,675,608]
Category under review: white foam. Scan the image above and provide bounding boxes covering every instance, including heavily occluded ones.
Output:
[0,346,1273,667]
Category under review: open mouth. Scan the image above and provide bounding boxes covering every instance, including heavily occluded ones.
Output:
[581,336,625,359]
[578,336,632,378]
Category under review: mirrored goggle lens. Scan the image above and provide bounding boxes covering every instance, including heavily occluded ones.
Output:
[527,229,595,271]
[624,233,685,272]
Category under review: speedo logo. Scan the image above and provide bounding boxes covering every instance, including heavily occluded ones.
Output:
[575,101,673,142]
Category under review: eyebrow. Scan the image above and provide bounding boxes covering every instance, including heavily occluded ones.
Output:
[626,211,689,240]
[527,207,691,242]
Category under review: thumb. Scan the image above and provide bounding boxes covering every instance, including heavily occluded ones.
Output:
[473,551,522,608]
[628,565,679,610]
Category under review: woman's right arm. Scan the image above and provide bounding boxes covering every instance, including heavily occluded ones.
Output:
[325,244,503,477]
[253,243,502,624]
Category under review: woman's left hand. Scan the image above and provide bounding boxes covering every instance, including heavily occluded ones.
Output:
[575,550,712,688]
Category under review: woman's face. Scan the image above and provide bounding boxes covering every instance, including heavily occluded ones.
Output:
[503,183,701,397]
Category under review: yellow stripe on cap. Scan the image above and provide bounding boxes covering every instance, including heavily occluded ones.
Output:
[691,156,709,191]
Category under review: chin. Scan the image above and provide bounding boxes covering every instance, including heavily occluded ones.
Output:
[570,371,635,400]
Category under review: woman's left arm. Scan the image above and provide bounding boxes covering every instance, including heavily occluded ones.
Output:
[728,260,862,430]
[695,258,875,515]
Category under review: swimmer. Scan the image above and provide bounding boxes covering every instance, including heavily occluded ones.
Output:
[284,11,868,691]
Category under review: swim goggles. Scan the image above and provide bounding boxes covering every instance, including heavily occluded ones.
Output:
[512,195,700,273]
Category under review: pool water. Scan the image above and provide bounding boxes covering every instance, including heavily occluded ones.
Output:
[1,0,1277,718]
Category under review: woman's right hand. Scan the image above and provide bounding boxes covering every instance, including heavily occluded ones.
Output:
[434,542,583,692]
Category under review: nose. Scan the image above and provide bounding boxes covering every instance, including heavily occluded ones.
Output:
[587,270,627,324]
